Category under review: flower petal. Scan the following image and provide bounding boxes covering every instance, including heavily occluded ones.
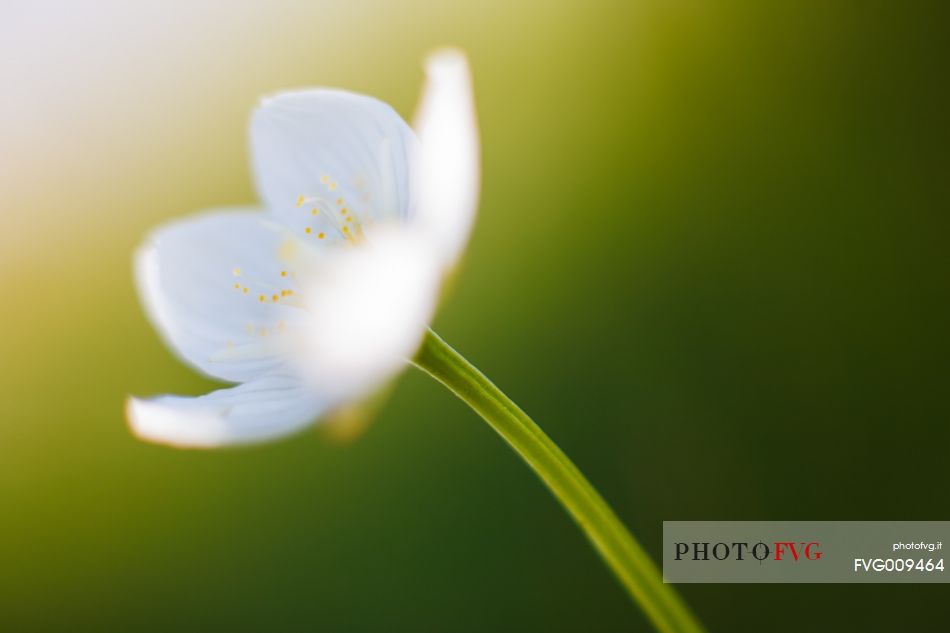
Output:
[135,209,306,383]
[126,374,324,448]
[412,49,481,269]
[250,89,418,240]
[291,228,441,402]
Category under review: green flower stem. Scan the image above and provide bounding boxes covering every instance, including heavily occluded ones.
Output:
[413,329,705,633]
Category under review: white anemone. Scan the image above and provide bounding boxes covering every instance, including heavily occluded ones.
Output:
[127,50,479,448]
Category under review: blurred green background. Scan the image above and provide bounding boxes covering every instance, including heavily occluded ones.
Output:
[2,0,948,631]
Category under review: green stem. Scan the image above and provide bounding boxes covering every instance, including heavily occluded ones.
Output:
[413,329,705,633]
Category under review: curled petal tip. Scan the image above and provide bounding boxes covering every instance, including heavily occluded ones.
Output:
[125,395,161,445]
[425,48,470,76]
[125,395,208,450]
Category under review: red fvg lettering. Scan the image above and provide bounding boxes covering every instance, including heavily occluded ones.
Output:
[774,542,822,561]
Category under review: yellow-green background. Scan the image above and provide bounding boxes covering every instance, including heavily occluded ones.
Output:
[2,1,947,630]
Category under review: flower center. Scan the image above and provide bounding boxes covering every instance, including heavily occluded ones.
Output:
[230,266,302,308]
[210,172,379,365]
[293,173,367,244]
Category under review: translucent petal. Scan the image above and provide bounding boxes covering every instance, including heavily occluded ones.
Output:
[290,228,441,402]
[413,49,481,268]
[126,374,324,448]
[250,89,418,243]
[135,209,307,383]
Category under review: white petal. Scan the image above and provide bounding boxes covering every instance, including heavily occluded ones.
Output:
[250,89,418,241]
[135,209,305,383]
[412,49,481,269]
[127,374,324,448]
[290,228,442,402]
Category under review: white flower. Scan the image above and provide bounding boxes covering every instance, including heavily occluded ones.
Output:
[127,50,479,448]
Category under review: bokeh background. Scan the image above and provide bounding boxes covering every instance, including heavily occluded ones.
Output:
[2,1,948,631]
